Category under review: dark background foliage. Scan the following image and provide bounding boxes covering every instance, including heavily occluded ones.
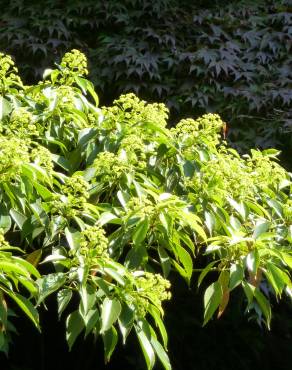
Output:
[0,0,291,153]
[1,273,292,370]
[0,0,292,369]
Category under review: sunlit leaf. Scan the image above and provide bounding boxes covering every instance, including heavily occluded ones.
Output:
[203,281,222,325]
[100,298,121,333]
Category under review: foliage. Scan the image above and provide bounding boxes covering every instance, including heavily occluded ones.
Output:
[0,0,291,151]
[0,50,292,369]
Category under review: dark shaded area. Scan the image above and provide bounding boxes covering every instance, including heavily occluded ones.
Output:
[1,273,292,370]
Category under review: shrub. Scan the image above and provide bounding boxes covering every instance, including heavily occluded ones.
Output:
[0,50,292,369]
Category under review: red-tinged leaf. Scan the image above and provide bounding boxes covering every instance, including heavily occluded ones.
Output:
[217,288,230,319]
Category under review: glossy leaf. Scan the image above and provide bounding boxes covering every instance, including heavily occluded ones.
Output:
[37,273,66,304]
[203,281,223,325]
[100,298,121,333]
[66,310,84,350]
[103,326,118,363]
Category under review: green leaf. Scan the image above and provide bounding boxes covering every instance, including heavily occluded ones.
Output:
[12,257,40,278]
[182,212,207,241]
[78,128,98,147]
[150,336,171,370]
[18,275,38,295]
[66,310,84,350]
[52,155,72,172]
[100,298,121,333]
[37,273,66,304]
[254,289,271,328]
[252,221,270,240]
[242,281,254,305]
[183,160,196,178]
[57,289,73,318]
[0,260,29,277]
[103,267,125,286]
[117,190,129,209]
[246,249,260,274]
[125,244,148,269]
[159,212,172,235]
[75,76,99,106]
[148,304,168,348]
[133,219,149,246]
[43,68,53,79]
[229,264,244,291]
[0,214,11,233]
[135,324,155,370]
[79,284,96,316]
[22,164,51,184]
[0,97,11,119]
[118,304,134,344]
[179,232,195,254]
[65,227,80,251]
[244,201,270,219]
[158,246,171,278]
[266,198,283,218]
[204,211,216,235]
[103,326,118,363]
[174,244,193,283]
[287,225,292,243]
[203,281,223,325]
[198,260,218,287]
[281,252,292,269]
[265,262,290,296]
[9,209,26,228]
[98,212,121,226]
[228,198,248,220]
[5,290,39,330]
[32,181,53,201]
[84,309,100,337]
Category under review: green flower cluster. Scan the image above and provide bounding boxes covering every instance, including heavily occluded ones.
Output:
[141,102,169,128]
[113,93,145,118]
[101,93,168,130]
[100,105,120,130]
[93,152,129,182]
[195,151,254,199]
[246,150,288,189]
[61,49,88,76]
[62,175,89,198]
[0,53,22,93]
[50,175,89,217]
[79,225,109,260]
[56,86,77,109]
[8,107,38,137]
[172,114,225,156]
[59,49,88,85]
[187,145,290,201]
[118,134,147,168]
[127,196,155,218]
[30,145,54,174]
[87,112,101,127]
[0,136,30,182]
[126,272,171,317]
[283,199,292,219]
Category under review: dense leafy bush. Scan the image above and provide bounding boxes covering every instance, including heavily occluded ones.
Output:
[0,0,291,151]
[0,50,292,369]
